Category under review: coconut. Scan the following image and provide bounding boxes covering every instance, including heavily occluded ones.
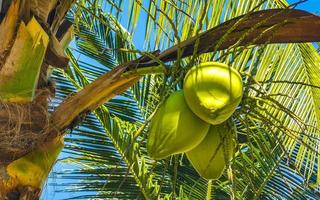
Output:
[186,121,235,180]
[183,62,243,125]
[147,90,210,160]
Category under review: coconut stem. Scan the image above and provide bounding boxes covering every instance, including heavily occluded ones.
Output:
[121,65,167,77]
[206,180,212,200]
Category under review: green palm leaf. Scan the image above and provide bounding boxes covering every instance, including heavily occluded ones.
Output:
[46,0,320,199]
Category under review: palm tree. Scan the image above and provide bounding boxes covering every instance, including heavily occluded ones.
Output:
[0,0,320,199]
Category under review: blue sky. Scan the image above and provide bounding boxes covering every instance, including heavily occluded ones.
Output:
[41,1,320,199]
[287,0,320,14]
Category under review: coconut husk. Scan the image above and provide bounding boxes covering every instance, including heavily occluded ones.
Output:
[0,88,56,164]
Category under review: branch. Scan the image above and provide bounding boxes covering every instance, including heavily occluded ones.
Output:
[143,9,320,66]
[50,8,320,132]
[50,63,141,130]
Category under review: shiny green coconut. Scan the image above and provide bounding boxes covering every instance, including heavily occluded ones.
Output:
[183,62,243,125]
[147,91,210,160]
[186,122,235,180]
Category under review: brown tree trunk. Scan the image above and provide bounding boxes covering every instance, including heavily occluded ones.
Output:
[0,0,73,199]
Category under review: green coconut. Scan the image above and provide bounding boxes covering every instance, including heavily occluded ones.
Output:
[147,90,210,160]
[183,62,243,125]
[186,121,235,180]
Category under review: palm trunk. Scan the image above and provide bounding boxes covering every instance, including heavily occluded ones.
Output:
[0,138,63,200]
[0,0,73,199]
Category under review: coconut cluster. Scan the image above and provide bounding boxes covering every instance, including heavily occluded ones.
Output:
[147,62,243,180]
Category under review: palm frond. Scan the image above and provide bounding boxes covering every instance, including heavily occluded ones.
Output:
[48,5,166,199]
[45,0,320,199]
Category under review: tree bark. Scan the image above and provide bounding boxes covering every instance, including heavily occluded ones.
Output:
[0,0,73,199]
